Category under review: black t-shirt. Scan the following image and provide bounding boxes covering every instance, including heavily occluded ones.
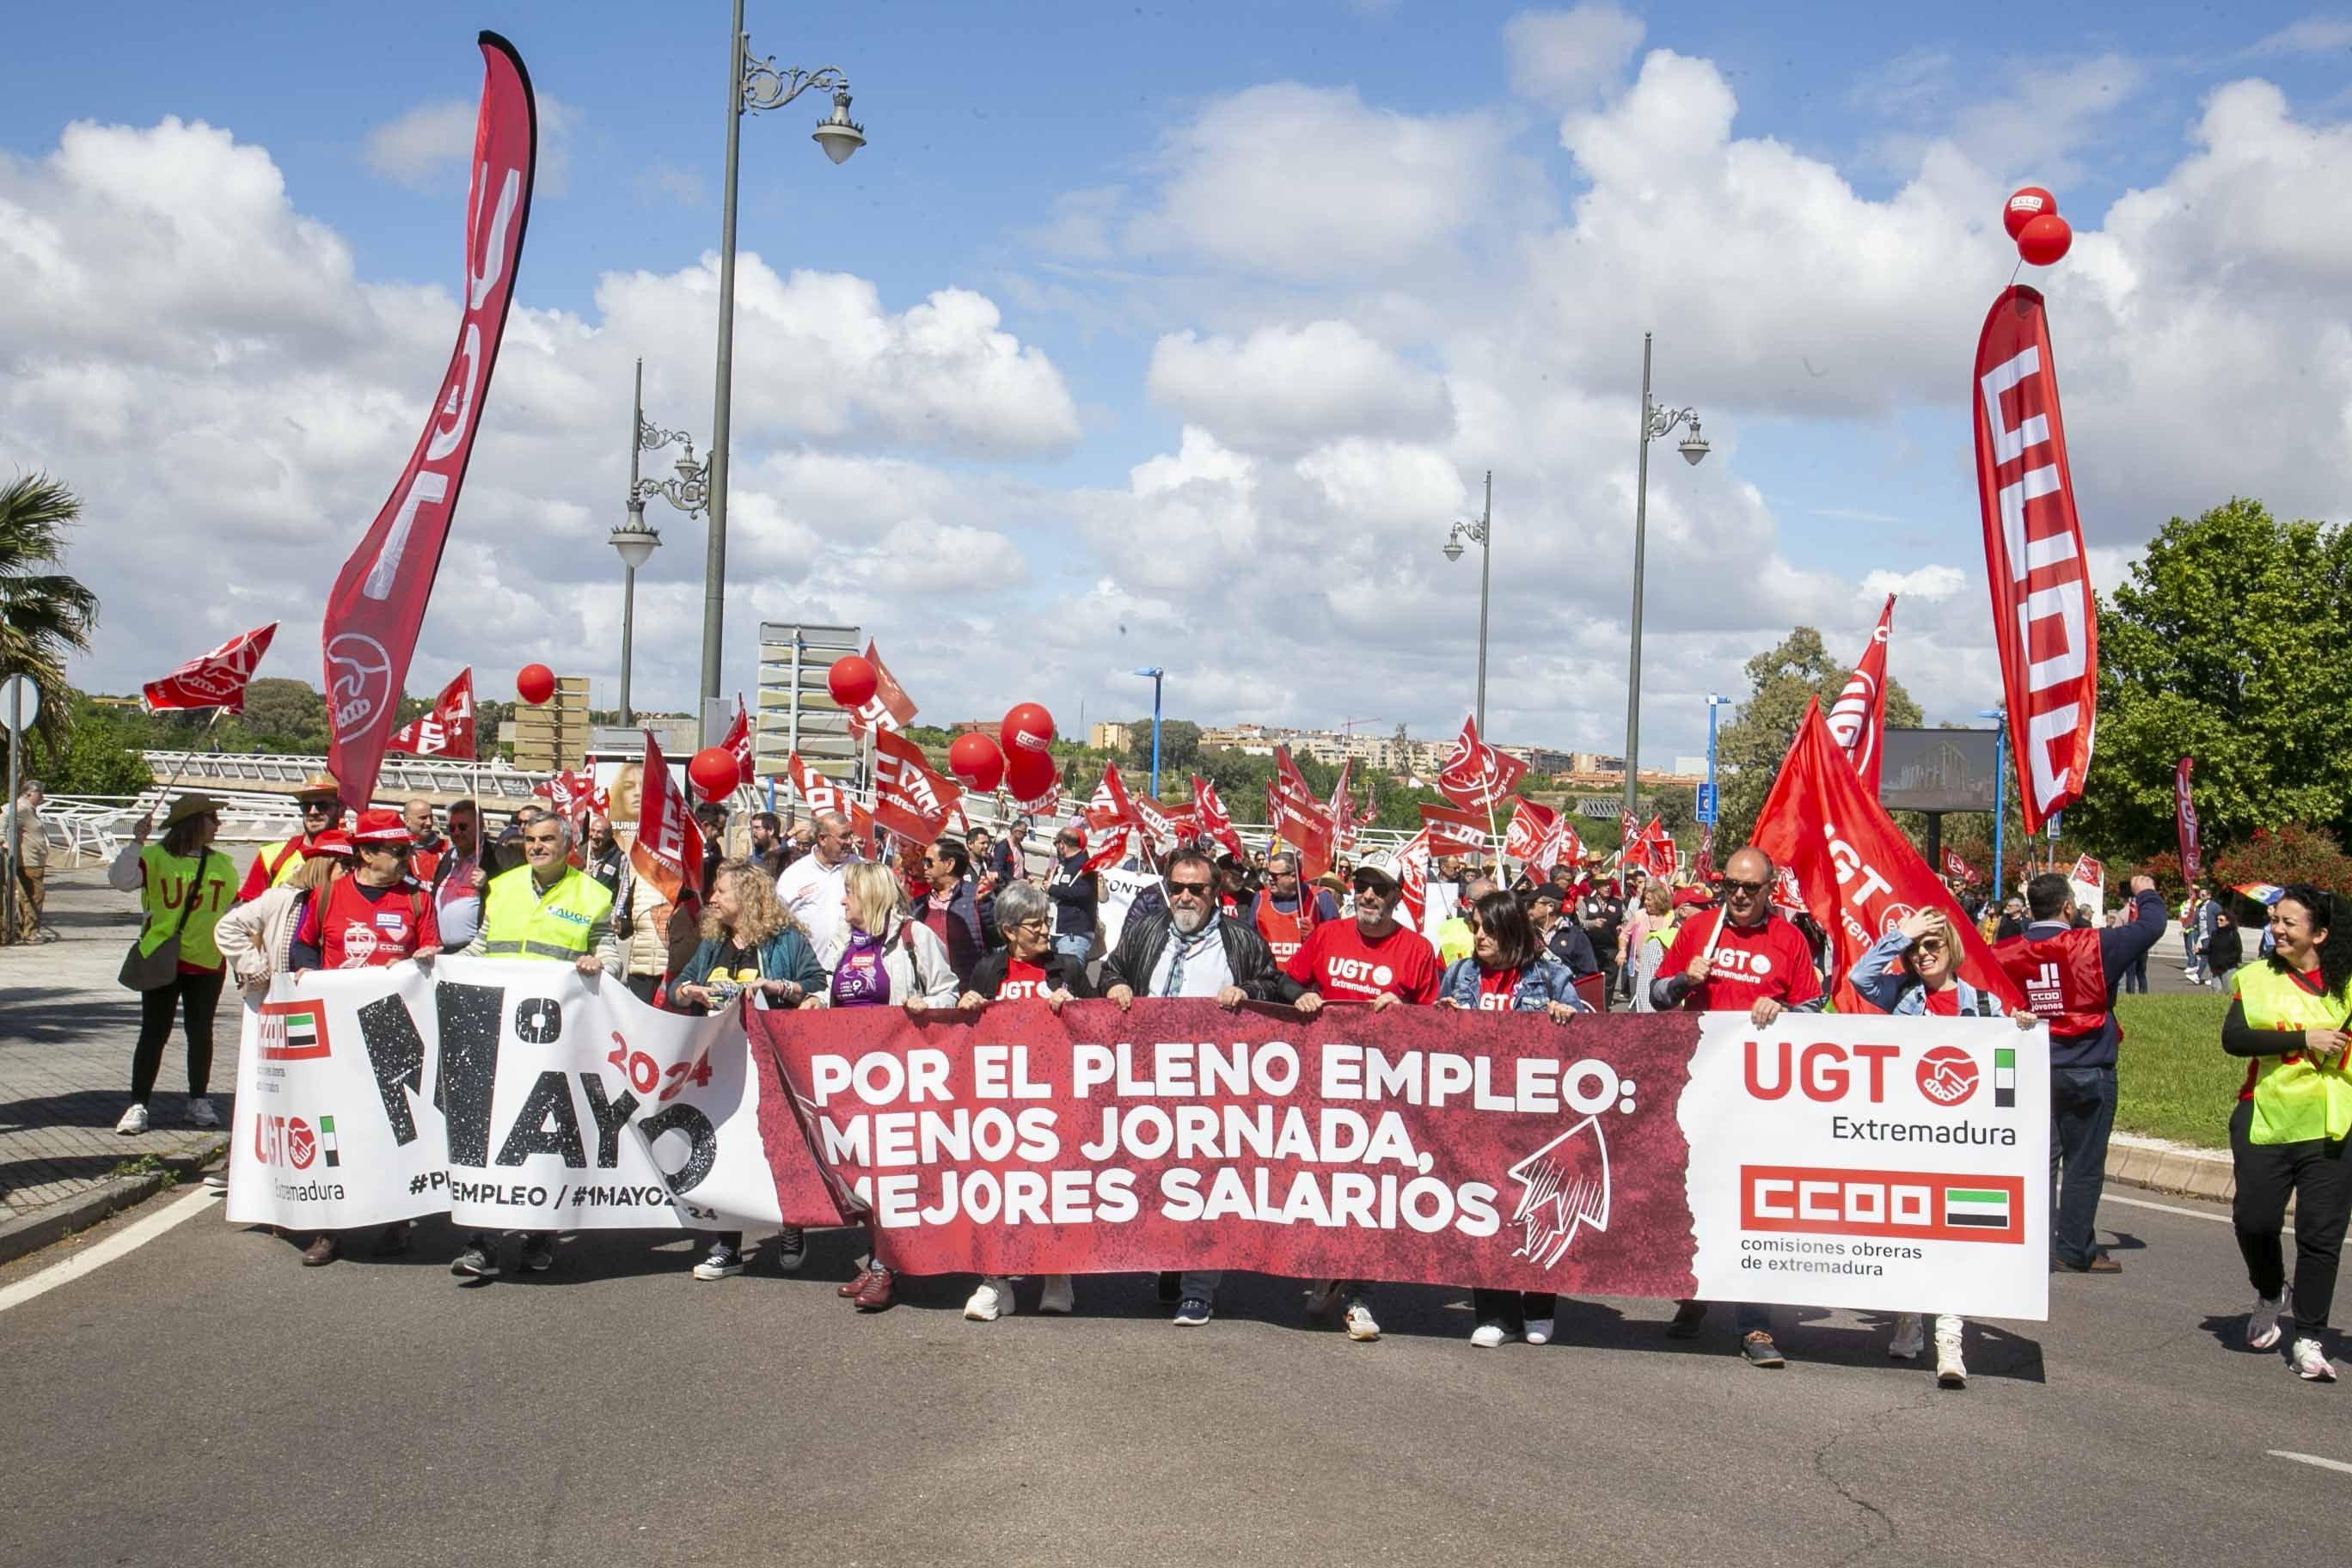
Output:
[1578,894,1626,941]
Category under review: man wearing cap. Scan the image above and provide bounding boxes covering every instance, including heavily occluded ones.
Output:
[1528,885,1601,978]
[1250,850,1340,970]
[238,774,346,900]
[291,809,442,972]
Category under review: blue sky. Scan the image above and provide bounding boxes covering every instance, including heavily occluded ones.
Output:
[5,2,2349,763]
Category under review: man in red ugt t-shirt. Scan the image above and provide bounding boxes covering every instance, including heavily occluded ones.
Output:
[1652,847,1822,1026]
[1288,864,1442,1013]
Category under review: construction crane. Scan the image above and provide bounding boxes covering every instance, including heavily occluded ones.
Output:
[1337,716,1384,736]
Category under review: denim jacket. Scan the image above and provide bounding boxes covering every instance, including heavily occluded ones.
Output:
[1437,955,1594,1012]
[1847,929,1999,1017]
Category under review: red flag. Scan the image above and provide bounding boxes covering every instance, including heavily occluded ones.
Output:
[1751,698,2024,1014]
[1270,748,1334,878]
[871,728,961,845]
[1974,286,2098,832]
[1329,759,1358,854]
[1132,791,1179,851]
[143,623,277,714]
[844,640,918,738]
[629,730,704,904]
[1419,802,1488,857]
[1391,829,1433,929]
[1694,824,1716,882]
[1559,819,1584,870]
[2069,853,2104,889]
[1436,715,1528,812]
[2176,756,2202,880]
[1081,825,1135,874]
[1502,796,1565,874]
[1191,775,1246,861]
[1940,847,1981,886]
[787,751,849,817]
[533,767,597,820]
[384,667,476,759]
[1086,763,1138,832]
[323,34,536,810]
[720,695,755,787]
[1826,594,1895,797]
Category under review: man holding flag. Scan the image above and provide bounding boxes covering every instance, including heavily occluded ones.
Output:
[237,774,347,900]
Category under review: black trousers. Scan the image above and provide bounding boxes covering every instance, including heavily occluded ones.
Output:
[132,967,224,1103]
[2232,1099,2352,1334]
[1471,1289,1556,1331]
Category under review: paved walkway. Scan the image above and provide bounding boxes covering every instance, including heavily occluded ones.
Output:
[0,869,236,1223]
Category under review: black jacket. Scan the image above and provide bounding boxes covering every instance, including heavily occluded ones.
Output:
[1045,851,1098,939]
[967,947,1097,1000]
[1103,910,1289,1001]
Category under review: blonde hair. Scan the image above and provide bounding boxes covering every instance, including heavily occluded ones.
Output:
[842,861,906,932]
[286,855,340,894]
[700,857,799,946]
[1641,881,1672,917]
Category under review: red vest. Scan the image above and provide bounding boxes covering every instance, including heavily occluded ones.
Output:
[1990,926,2107,1038]
[1253,890,1316,966]
[317,875,432,969]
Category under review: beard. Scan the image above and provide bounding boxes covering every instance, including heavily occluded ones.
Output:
[1172,903,1210,935]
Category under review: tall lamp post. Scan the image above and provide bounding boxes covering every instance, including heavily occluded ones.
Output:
[1622,333,1709,819]
[1132,667,1165,798]
[1980,705,2007,897]
[620,358,705,725]
[1442,469,1494,734]
[701,0,865,738]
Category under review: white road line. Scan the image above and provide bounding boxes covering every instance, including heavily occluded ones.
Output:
[2099,1191,2287,1233]
[2269,1451,2352,1475]
[0,1188,217,1316]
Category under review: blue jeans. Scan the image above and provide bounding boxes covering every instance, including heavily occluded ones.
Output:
[2051,1066,2118,1265]
[1052,933,1092,963]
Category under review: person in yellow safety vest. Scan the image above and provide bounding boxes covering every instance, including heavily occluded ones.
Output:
[106,793,237,1136]
[236,773,346,900]
[450,812,621,1284]
[2223,884,2352,1383]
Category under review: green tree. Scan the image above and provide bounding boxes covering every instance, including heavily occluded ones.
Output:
[2073,499,2352,862]
[1712,626,1922,847]
[39,695,151,795]
[0,473,100,754]
[1124,718,1202,777]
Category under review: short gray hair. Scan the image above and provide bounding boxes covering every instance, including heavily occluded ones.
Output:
[995,880,1050,931]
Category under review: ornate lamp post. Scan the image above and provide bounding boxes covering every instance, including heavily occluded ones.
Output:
[1622,333,1709,818]
[617,358,705,725]
[1442,469,1494,735]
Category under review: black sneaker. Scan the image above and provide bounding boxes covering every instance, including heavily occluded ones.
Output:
[1173,1296,1214,1326]
[519,1234,555,1272]
[450,1240,500,1280]
[1741,1332,1786,1368]
[774,1225,807,1273]
[1666,1301,1707,1338]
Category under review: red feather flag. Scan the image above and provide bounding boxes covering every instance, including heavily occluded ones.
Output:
[2175,757,2202,880]
[384,668,476,759]
[1826,595,1895,797]
[1270,747,1334,878]
[144,623,277,714]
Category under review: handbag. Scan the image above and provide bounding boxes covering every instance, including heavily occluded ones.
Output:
[119,848,217,992]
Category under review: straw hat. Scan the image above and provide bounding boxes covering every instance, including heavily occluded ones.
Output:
[292,772,343,804]
[159,793,226,830]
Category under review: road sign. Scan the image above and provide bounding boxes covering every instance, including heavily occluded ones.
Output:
[0,676,38,734]
[1695,782,1718,824]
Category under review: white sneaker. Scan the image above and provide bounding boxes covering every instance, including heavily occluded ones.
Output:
[1470,1321,1514,1349]
[1524,1318,1553,1347]
[964,1277,1015,1321]
[187,1096,220,1130]
[2291,1337,2337,1382]
[1343,1300,1381,1342]
[2246,1293,2287,1352]
[1934,1329,1968,1388]
[1888,1314,1925,1360]
[114,1102,148,1135]
[1037,1274,1075,1314]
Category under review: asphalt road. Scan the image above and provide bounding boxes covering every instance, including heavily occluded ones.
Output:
[2,1185,2342,1568]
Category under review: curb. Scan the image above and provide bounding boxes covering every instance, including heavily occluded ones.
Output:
[0,1136,230,1269]
[2106,1130,2251,1207]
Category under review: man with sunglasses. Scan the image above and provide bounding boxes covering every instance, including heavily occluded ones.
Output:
[916,837,994,989]
[777,809,858,971]
[238,773,347,899]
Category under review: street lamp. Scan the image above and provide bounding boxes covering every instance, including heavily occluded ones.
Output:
[700,0,865,738]
[1442,469,1494,734]
[1622,332,1707,819]
[619,358,705,725]
[1132,667,1165,798]
[1980,705,2007,897]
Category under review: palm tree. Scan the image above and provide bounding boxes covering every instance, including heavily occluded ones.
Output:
[0,473,99,754]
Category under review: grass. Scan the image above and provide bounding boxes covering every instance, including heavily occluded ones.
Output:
[105,1154,179,1185]
[2115,991,2240,1149]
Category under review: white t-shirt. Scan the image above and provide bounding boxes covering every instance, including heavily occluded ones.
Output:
[776,854,851,971]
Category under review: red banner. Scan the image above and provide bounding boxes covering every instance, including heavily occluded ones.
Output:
[1826,595,1895,797]
[143,622,277,714]
[1270,747,1333,879]
[1328,759,1358,854]
[1751,699,2024,1014]
[2069,853,2104,889]
[872,728,961,845]
[750,1001,1700,1294]
[1503,795,1565,873]
[1940,847,1980,886]
[384,667,476,759]
[844,640,918,738]
[1191,775,1246,861]
[2176,756,2202,880]
[720,695,755,787]
[630,730,704,904]
[323,34,536,810]
[1436,715,1528,812]
[1419,801,1488,857]
[1086,763,1137,832]
[1973,286,2097,832]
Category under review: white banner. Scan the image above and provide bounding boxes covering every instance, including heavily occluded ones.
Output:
[1097,865,1163,952]
[225,959,786,1234]
[1681,1013,2050,1320]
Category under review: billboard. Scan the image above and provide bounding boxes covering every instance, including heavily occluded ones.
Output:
[1877,728,2002,814]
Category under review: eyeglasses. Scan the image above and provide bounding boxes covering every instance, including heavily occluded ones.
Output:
[1914,939,1947,955]
[1168,879,1213,897]
[1722,877,1769,894]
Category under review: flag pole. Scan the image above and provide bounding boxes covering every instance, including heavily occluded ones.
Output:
[148,707,228,817]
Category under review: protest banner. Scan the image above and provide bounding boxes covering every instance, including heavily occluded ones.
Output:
[224,959,831,1234]
[750,1004,2051,1320]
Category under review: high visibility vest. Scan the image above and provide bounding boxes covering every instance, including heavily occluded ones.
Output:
[478,865,614,962]
[137,844,235,969]
[2233,961,2352,1145]
[250,837,307,890]
[1990,926,2107,1038]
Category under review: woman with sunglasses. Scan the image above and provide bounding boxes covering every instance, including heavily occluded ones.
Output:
[955,880,1094,1320]
[288,809,443,973]
[109,793,238,1135]
[1849,905,2036,1387]
[1436,888,1590,1349]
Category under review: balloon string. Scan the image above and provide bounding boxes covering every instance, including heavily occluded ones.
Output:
[2007,256,2023,290]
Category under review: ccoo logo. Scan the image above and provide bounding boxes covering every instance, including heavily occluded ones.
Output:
[1916,1045,1979,1106]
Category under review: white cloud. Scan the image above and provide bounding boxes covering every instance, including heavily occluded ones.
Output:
[2245,16,2352,54]
[1504,5,1645,109]
[1146,321,1451,454]
[1861,565,1966,600]
[634,160,704,208]
[363,95,576,195]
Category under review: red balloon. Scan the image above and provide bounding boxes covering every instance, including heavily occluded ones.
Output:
[1005,745,1057,801]
[2003,186,2057,240]
[2017,212,2073,266]
[1001,701,1056,759]
[688,746,739,803]
[516,663,556,706]
[947,732,1006,793]
[827,655,879,711]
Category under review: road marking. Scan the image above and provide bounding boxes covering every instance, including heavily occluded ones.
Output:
[2269,1451,2352,1475]
[0,1188,216,1316]
[2100,1191,2288,1234]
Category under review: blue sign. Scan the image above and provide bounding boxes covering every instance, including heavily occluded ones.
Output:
[1695,783,1718,824]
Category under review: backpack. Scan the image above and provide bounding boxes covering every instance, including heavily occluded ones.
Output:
[2206,922,2243,972]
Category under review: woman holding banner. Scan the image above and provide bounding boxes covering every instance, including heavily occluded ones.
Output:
[1436,889,1589,1349]
[672,859,827,1282]
[955,881,1092,1320]
[818,860,961,1312]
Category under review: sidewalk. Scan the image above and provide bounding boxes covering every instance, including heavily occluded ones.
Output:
[0,868,235,1261]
